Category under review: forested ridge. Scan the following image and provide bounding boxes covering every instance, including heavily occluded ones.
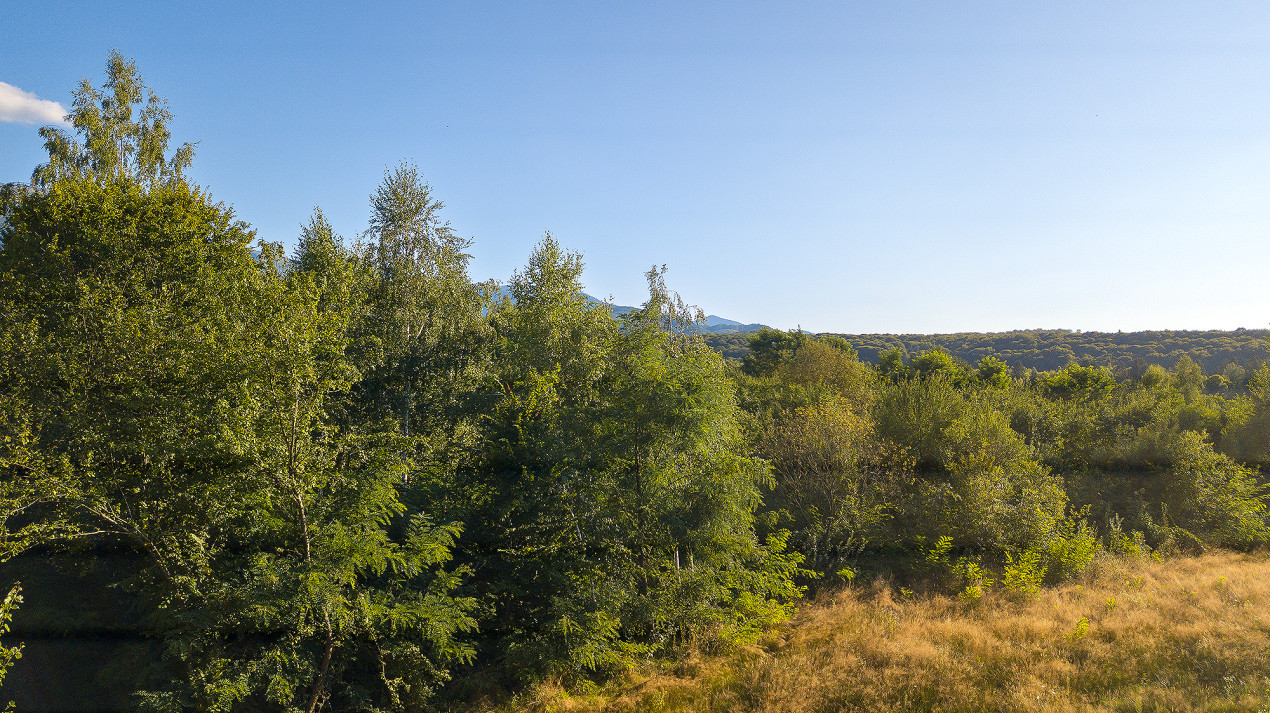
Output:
[706,328,1270,375]
[1,56,1268,712]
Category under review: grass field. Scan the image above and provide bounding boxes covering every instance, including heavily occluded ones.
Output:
[485,551,1270,713]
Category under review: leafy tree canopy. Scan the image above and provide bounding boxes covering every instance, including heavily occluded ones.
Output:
[32,50,193,189]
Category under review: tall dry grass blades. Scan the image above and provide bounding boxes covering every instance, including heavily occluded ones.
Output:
[493,551,1270,713]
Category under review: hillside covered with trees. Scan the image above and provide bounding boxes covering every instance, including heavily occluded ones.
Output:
[2,55,1268,712]
[706,328,1270,376]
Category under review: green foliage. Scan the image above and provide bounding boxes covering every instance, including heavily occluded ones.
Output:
[873,378,1067,552]
[872,375,966,470]
[1040,363,1117,401]
[33,50,193,189]
[1140,363,1170,389]
[1002,550,1046,599]
[976,355,1012,388]
[1044,514,1099,582]
[1104,515,1149,558]
[458,235,628,681]
[1065,615,1090,641]
[830,329,1270,376]
[13,52,1270,709]
[953,556,994,601]
[606,268,805,650]
[757,396,896,575]
[356,162,491,449]
[923,535,954,569]
[1222,365,1270,463]
[451,240,804,685]
[816,334,859,359]
[910,349,968,383]
[939,443,1065,553]
[775,341,874,412]
[0,584,20,706]
[3,180,479,709]
[2,56,480,710]
[1173,355,1205,403]
[741,327,807,377]
[1165,432,1269,548]
[875,346,910,380]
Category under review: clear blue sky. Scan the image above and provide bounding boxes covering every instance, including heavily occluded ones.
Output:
[4,2,1270,333]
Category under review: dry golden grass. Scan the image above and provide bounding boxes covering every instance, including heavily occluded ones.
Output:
[485,551,1270,713]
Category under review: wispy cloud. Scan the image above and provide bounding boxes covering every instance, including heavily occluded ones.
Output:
[0,82,68,125]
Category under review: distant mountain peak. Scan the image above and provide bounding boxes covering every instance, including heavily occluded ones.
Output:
[703,315,742,327]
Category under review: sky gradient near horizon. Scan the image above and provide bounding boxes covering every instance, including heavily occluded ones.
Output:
[3,2,1270,334]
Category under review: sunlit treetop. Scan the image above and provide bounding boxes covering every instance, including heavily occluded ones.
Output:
[32,50,194,189]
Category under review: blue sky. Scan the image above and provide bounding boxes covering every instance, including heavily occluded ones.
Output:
[3,2,1270,333]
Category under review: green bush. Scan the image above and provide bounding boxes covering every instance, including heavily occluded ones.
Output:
[1002,550,1045,599]
[1103,514,1149,558]
[1166,432,1270,549]
[1044,515,1099,582]
[954,557,993,602]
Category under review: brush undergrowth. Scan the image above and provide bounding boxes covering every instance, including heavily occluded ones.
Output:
[473,551,1270,712]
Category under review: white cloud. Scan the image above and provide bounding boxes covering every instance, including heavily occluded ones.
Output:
[0,82,68,125]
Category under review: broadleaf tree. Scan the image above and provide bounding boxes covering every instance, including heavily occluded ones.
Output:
[0,54,477,711]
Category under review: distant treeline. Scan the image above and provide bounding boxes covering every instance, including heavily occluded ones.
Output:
[707,329,1270,374]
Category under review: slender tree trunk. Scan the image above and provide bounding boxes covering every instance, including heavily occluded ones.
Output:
[306,610,335,713]
[635,425,648,596]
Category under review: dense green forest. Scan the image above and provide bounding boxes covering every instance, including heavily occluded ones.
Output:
[1,55,1268,712]
[706,328,1270,375]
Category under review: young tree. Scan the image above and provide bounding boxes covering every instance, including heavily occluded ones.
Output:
[602,267,804,649]
[32,50,193,189]
[976,355,1012,388]
[874,377,1067,552]
[455,246,803,685]
[142,240,477,712]
[875,346,910,381]
[453,235,625,682]
[742,327,808,377]
[776,340,875,412]
[356,163,491,473]
[910,349,967,382]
